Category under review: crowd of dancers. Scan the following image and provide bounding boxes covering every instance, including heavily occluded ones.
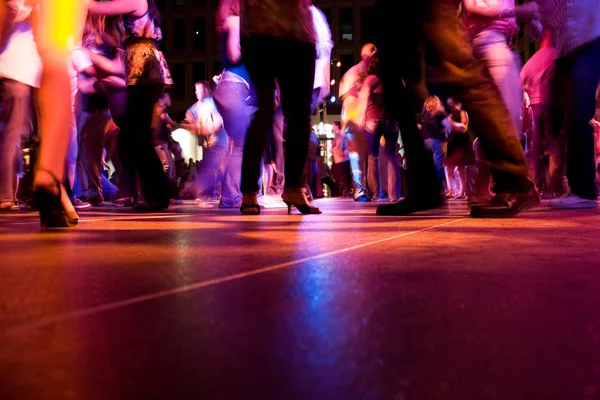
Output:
[0,0,598,229]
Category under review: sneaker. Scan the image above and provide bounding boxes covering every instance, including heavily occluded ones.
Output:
[72,197,91,209]
[219,199,242,208]
[258,194,287,209]
[354,191,371,202]
[0,201,19,211]
[547,194,599,209]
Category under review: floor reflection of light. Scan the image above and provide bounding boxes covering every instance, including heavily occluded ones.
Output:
[278,255,373,392]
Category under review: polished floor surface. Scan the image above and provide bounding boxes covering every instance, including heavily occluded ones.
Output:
[1,199,600,399]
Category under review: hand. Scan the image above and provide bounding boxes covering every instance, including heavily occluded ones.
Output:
[455,123,467,133]
[525,20,543,40]
[515,2,540,22]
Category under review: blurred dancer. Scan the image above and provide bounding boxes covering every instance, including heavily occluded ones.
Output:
[463,0,541,137]
[0,0,86,227]
[339,43,377,202]
[0,0,41,212]
[214,0,253,209]
[239,0,320,215]
[374,0,538,218]
[309,1,333,111]
[88,0,173,211]
[540,0,600,209]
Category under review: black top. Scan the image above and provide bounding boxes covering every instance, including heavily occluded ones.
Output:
[421,113,447,141]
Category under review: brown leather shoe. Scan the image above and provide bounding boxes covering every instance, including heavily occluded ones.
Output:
[470,188,540,218]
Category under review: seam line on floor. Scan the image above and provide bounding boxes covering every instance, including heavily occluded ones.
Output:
[1,217,465,335]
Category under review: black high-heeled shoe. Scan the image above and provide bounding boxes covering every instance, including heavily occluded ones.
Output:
[33,169,78,228]
[282,190,322,215]
[240,203,261,215]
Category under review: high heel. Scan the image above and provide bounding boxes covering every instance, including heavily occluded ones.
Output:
[282,190,322,215]
[240,203,261,215]
[33,168,78,228]
[240,192,260,215]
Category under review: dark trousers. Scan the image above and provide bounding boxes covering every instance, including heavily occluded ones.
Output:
[549,38,600,200]
[375,0,531,197]
[241,35,316,193]
[120,84,171,205]
[528,103,552,188]
[332,160,352,197]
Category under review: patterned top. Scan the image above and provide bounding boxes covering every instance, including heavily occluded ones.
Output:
[123,12,172,86]
[240,0,315,44]
[539,0,600,57]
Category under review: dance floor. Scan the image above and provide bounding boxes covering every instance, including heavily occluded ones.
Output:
[1,198,600,399]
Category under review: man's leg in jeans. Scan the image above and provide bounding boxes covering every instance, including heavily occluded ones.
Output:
[196,145,223,199]
[424,138,447,186]
[81,110,110,201]
[383,123,401,200]
[551,39,600,206]
[365,120,381,200]
[0,80,31,207]
[421,3,531,196]
[472,30,524,137]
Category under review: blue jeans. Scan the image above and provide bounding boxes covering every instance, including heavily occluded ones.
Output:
[550,38,600,199]
[196,144,226,198]
[365,119,401,200]
[472,29,523,138]
[213,79,251,207]
[424,138,446,186]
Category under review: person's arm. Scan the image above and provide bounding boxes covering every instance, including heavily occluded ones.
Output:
[443,115,466,133]
[224,16,241,64]
[87,0,145,17]
[78,75,98,94]
[0,0,18,49]
[89,48,124,76]
[462,0,539,22]
[311,6,333,60]
[161,112,177,130]
[99,75,126,88]
[460,110,469,131]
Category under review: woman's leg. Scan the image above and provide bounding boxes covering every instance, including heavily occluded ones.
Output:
[239,35,277,197]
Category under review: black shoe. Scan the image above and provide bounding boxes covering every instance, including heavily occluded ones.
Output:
[282,189,322,215]
[87,194,105,207]
[467,193,494,205]
[240,203,261,215]
[33,169,78,229]
[376,195,444,216]
[470,188,540,218]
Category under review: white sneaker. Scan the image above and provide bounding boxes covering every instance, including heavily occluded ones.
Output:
[258,194,287,209]
[547,194,599,209]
